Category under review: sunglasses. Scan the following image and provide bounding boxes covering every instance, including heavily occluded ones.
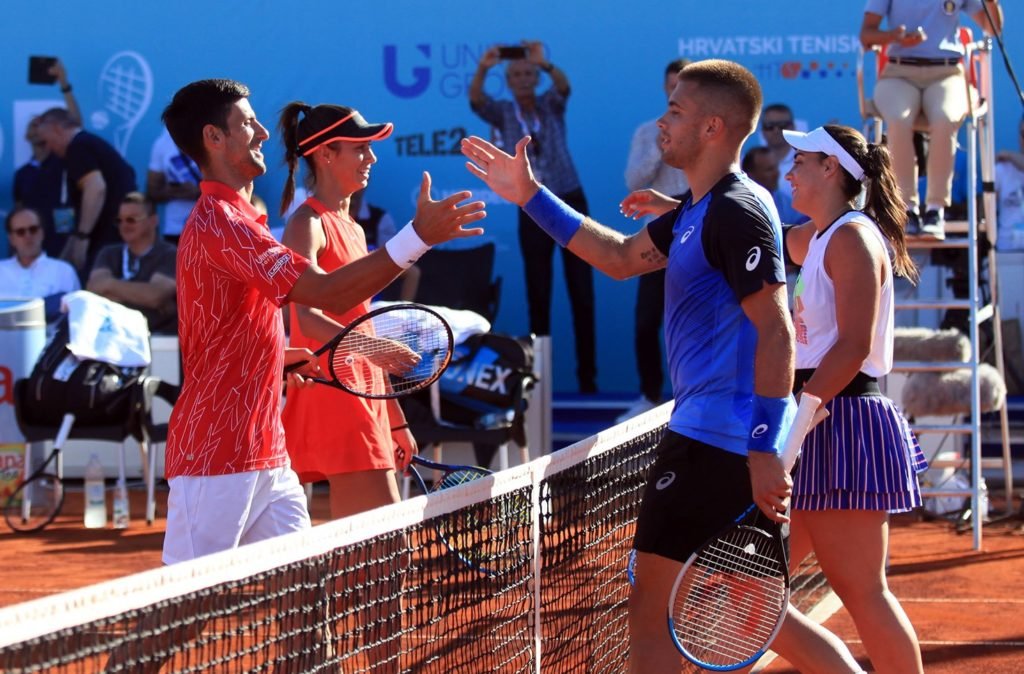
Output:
[116,215,147,225]
[10,224,42,237]
[763,121,794,131]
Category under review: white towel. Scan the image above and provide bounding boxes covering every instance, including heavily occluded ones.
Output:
[61,290,151,367]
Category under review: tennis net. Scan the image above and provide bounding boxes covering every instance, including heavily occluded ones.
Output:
[0,406,831,673]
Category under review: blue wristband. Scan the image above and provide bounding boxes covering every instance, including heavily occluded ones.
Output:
[748,394,797,454]
[522,186,585,247]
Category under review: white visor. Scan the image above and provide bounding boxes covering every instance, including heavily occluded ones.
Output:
[783,127,865,182]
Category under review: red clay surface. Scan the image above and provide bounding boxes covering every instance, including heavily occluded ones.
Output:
[2,488,1023,672]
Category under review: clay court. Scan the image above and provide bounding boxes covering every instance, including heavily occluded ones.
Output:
[1,486,1022,673]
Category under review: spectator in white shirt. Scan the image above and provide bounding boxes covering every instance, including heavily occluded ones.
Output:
[617,58,690,422]
[0,207,80,321]
[146,127,201,245]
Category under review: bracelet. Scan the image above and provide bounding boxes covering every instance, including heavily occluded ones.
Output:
[71,231,90,240]
[391,424,410,431]
[61,83,72,93]
[384,221,430,269]
[522,186,585,247]
[748,394,796,454]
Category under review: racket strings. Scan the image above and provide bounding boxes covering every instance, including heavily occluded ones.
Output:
[672,527,788,666]
[330,309,450,397]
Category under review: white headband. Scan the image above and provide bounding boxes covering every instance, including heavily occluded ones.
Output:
[783,127,866,182]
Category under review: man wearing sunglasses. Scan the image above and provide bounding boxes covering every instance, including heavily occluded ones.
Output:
[0,207,80,322]
[760,103,799,201]
[86,192,177,334]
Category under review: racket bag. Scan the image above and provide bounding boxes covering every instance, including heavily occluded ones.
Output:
[437,332,535,426]
[24,315,146,427]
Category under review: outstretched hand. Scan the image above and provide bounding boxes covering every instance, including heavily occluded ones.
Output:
[619,189,681,221]
[461,135,540,207]
[411,171,486,246]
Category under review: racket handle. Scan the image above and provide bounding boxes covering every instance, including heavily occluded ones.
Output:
[55,413,76,450]
[780,393,821,472]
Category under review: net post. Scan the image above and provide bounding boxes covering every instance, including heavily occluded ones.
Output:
[530,462,543,673]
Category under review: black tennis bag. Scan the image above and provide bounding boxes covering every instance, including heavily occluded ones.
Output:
[437,332,535,423]
[24,315,145,427]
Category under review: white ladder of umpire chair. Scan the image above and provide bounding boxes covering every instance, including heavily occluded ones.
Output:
[865,36,1014,550]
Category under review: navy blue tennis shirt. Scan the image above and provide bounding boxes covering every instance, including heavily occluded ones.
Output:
[647,172,787,455]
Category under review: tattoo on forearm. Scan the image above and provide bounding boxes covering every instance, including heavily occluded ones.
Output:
[639,246,667,266]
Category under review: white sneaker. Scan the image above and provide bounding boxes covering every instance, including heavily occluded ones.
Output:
[616,396,658,424]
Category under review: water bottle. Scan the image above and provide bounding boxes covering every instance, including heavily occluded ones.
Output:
[112,480,130,529]
[83,454,107,529]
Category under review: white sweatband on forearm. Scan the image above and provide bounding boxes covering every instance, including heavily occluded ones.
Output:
[384,221,430,269]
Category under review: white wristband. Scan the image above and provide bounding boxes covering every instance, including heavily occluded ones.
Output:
[384,221,430,269]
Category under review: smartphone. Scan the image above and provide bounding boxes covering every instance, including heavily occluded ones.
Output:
[498,46,528,60]
[28,56,58,85]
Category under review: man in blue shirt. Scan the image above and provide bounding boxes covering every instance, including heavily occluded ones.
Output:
[462,59,861,673]
[742,145,809,225]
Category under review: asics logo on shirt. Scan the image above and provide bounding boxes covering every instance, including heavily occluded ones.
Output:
[680,226,695,244]
[745,246,761,271]
[656,471,676,490]
[751,423,768,439]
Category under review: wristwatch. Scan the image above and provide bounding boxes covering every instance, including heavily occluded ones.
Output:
[60,83,73,93]
[541,62,554,73]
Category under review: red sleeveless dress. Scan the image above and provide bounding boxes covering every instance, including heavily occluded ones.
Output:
[282,197,393,482]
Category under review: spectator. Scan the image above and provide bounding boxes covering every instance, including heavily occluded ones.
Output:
[742,146,809,224]
[0,207,80,322]
[995,115,1024,250]
[760,103,798,198]
[860,0,1004,239]
[147,126,201,245]
[34,107,137,276]
[87,192,177,334]
[350,189,398,250]
[617,58,690,422]
[469,40,597,392]
[13,59,81,258]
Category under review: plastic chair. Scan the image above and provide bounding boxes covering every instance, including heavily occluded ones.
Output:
[400,335,536,498]
[412,243,503,322]
[11,376,178,527]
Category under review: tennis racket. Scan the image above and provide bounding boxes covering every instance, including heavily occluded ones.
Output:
[3,414,76,533]
[285,303,454,399]
[407,456,529,576]
[667,393,822,671]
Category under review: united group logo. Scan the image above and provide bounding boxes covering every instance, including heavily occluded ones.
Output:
[383,43,512,100]
[383,45,432,99]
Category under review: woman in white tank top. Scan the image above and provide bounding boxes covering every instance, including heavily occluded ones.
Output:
[777,125,927,674]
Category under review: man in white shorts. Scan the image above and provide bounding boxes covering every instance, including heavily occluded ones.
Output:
[160,78,486,564]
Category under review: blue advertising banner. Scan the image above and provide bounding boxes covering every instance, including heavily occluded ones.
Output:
[2,0,1020,392]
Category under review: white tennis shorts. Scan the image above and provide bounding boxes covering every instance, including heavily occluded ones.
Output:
[162,466,311,565]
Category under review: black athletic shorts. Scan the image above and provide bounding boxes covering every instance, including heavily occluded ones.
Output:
[633,431,754,563]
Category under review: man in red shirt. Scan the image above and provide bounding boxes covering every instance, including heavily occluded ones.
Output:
[160,79,486,564]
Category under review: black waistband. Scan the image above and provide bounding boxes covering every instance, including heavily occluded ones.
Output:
[794,369,881,397]
[889,56,960,67]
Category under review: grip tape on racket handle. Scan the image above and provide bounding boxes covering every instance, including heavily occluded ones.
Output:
[780,393,821,472]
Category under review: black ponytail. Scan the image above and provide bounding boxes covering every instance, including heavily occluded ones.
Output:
[277,101,312,216]
[825,124,919,284]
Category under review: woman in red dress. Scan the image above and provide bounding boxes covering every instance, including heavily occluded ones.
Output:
[278,102,416,519]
